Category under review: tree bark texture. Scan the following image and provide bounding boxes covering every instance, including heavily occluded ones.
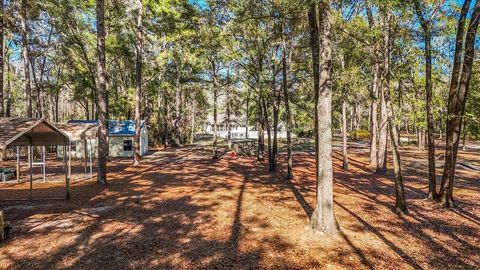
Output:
[212,61,218,159]
[133,0,143,166]
[257,93,265,161]
[0,0,3,117]
[96,0,108,184]
[282,42,293,180]
[308,1,338,235]
[369,63,379,169]
[342,99,349,170]
[440,0,480,207]
[376,12,389,176]
[20,0,32,117]
[381,9,407,214]
[413,0,437,199]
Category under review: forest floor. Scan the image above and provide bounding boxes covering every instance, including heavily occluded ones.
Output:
[0,141,479,269]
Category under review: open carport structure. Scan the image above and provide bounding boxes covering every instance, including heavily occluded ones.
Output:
[0,118,71,200]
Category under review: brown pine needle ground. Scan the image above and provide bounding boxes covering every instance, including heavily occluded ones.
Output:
[0,145,478,269]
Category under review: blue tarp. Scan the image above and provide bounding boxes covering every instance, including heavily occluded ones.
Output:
[67,120,145,136]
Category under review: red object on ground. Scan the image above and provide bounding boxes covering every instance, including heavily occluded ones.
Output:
[230,151,237,159]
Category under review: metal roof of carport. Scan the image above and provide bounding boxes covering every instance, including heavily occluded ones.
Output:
[0,118,69,150]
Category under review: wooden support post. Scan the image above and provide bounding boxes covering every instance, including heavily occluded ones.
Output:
[63,145,66,172]
[28,146,32,200]
[42,146,46,182]
[16,147,19,182]
[63,145,67,196]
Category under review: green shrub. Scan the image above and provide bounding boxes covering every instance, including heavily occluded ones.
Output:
[293,128,314,138]
[350,129,370,141]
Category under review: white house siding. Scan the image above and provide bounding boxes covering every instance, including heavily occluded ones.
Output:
[108,133,148,158]
[59,135,147,158]
[109,136,134,157]
[57,140,98,158]
[206,128,295,139]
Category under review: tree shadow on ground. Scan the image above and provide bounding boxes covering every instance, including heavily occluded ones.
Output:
[0,147,324,269]
[289,151,479,269]
[1,146,478,269]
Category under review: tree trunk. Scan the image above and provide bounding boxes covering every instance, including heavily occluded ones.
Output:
[308,1,338,235]
[366,1,379,170]
[30,57,44,118]
[263,96,273,171]
[227,98,231,149]
[342,99,349,170]
[349,106,354,133]
[20,0,32,117]
[226,72,232,149]
[352,101,358,140]
[282,42,293,180]
[191,100,195,144]
[245,91,250,139]
[411,0,437,197]
[382,9,407,214]
[369,62,379,169]
[30,58,44,118]
[440,0,480,208]
[462,121,467,151]
[340,54,348,170]
[172,76,181,147]
[270,62,280,172]
[385,83,408,215]
[55,88,59,122]
[272,90,280,172]
[212,61,218,159]
[96,0,108,185]
[0,0,3,117]
[376,12,389,176]
[257,60,265,161]
[417,129,425,150]
[377,85,388,175]
[439,0,472,203]
[257,93,265,161]
[5,49,10,117]
[38,26,53,118]
[133,0,143,166]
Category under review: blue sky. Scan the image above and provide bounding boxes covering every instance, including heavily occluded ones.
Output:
[189,0,208,10]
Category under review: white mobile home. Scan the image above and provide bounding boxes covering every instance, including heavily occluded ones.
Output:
[202,114,293,139]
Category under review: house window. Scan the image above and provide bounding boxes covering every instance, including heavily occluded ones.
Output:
[123,139,133,151]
